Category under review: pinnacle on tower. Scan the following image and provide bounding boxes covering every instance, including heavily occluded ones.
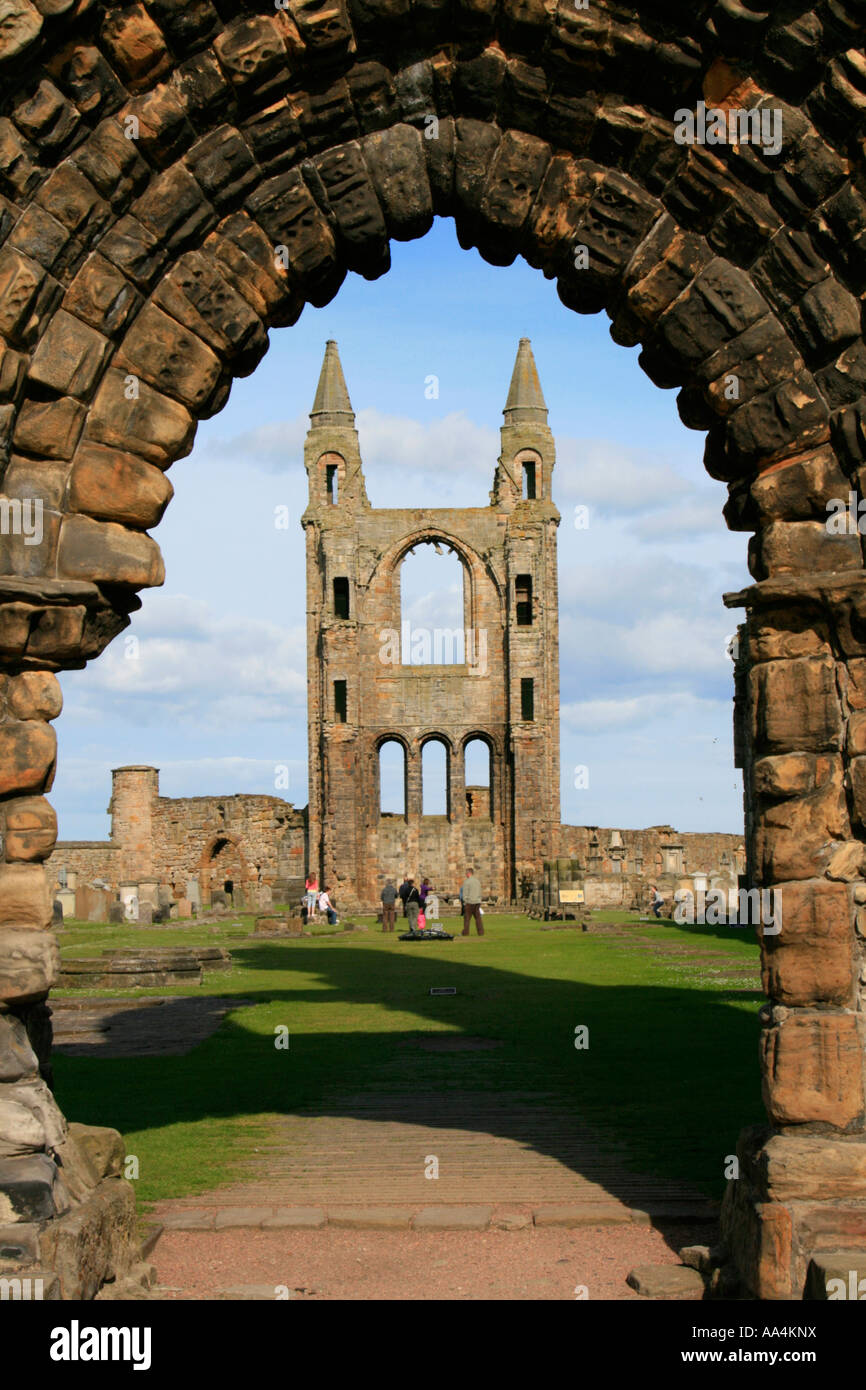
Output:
[310,339,355,426]
[503,337,548,427]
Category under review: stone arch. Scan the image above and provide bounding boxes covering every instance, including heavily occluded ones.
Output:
[0,0,864,1300]
[375,731,408,817]
[315,449,347,507]
[418,730,452,818]
[199,827,249,904]
[373,526,502,636]
[463,730,495,820]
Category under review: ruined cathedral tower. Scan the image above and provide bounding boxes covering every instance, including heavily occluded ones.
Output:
[302,339,560,910]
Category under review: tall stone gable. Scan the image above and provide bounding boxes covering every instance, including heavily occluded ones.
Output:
[303,340,561,909]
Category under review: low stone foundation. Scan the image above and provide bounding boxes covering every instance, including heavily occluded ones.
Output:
[721,1126,866,1299]
[0,1121,148,1300]
[58,946,232,990]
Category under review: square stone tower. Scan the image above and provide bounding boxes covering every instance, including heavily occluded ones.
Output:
[302,339,560,910]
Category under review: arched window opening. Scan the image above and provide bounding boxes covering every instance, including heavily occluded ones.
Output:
[379,740,406,816]
[522,459,537,500]
[464,738,492,820]
[326,461,339,504]
[400,542,465,665]
[422,739,449,816]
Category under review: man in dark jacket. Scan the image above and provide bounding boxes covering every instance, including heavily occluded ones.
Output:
[398,877,411,918]
[381,878,397,932]
[405,879,421,931]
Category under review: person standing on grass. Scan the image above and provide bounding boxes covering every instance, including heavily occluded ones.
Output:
[381,877,397,932]
[650,885,664,919]
[461,867,484,936]
[398,876,411,918]
[404,878,421,930]
[305,874,319,920]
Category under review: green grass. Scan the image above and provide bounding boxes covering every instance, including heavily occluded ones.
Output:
[51,913,764,1210]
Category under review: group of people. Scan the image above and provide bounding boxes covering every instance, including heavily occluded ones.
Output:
[303,876,338,926]
[381,869,485,937]
[303,868,487,935]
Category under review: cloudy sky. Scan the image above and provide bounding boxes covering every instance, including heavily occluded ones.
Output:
[51,218,749,840]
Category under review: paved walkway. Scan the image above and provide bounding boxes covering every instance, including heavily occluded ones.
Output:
[153,1088,715,1232]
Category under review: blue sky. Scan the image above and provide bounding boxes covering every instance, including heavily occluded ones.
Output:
[51,217,750,840]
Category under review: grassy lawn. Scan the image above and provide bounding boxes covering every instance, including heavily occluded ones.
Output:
[51,913,764,1211]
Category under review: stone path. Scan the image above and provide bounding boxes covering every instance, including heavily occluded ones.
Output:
[153,1088,716,1230]
[51,995,255,1057]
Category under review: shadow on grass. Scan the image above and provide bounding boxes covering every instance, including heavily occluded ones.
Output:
[52,941,764,1252]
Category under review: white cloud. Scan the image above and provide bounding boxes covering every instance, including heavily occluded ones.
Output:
[561,690,731,733]
[62,593,307,728]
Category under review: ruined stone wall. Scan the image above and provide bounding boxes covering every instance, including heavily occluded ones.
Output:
[45,839,118,886]
[44,768,306,906]
[555,824,746,881]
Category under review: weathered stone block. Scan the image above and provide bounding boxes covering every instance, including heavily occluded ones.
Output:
[246,169,339,302]
[0,721,56,798]
[762,1011,864,1129]
[7,670,62,721]
[0,865,52,931]
[750,446,848,522]
[753,751,827,800]
[0,0,43,64]
[313,141,388,275]
[0,246,45,343]
[762,1133,866,1202]
[100,4,171,90]
[33,164,110,244]
[71,117,149,208]
[754,776,849,882]
[213,15,287,95]
[0,1153,67,1224]
[116,302,222,411]
[0,1076,66,1156]
[12,78,79,151]
[3,795,57,862]
[720,1178,794,1300]
[63,254,141,337]
[750,656,842,753]
[760,878,853,1006]
[57,516,165,587]
[205,212,300,324]
[0,1011,38,1083]
[27,309,111,399]
[37,1176,136,1299]
[480,129,551,238]
[69,442,173,528]
[67,1123,125,1181]
[13,397,85,460]
[185,124,259,209]
[87,368,194,465]
[97,215,168,291]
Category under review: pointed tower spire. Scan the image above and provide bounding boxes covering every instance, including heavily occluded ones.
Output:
[311,339,355,426]
[303,340,369,515]
[503,338,547,427]
[492,338,557,510]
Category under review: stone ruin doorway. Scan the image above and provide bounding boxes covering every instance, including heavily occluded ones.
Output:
[200,833,248,910]
[0,0,864,1301]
